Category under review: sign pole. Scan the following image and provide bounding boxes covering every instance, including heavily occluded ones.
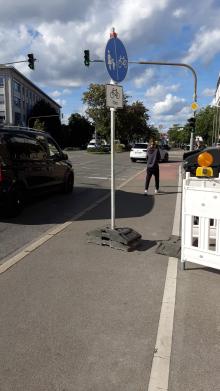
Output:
[110,104,116,230]
[86,28,141,251]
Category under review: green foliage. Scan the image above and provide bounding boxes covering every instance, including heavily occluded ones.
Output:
[82,83,152,144]
[87,145,110,154]
[68,113,94,147]
[33,118,45,131]
[115,143,125,152]
[168,124,190,146]
[194,105,215,144]
[28,99,62,144]
[168,105,216,146]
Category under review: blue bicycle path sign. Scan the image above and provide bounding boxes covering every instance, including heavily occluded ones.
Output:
[105,37,128,83]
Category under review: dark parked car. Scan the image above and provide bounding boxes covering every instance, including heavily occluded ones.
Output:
[182,146,220,177]
[0,126,74,216]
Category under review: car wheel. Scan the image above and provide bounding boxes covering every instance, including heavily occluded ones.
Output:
[63,173,74,193]
[131,158,136,162]
[7,185,25,217]
[164,153,169,162]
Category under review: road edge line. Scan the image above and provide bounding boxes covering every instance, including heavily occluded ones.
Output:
[147,165,182,391]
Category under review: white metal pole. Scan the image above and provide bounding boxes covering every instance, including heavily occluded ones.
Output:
[110,106,116,230]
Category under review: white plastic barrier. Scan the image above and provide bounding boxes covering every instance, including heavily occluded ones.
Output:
[181,172,220,270]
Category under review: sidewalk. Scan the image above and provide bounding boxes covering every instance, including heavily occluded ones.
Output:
[0,161,220,391]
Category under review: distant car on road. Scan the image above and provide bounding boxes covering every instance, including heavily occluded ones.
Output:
[130,143,148,162]
[0,126,74,216]
[130,142,169,163]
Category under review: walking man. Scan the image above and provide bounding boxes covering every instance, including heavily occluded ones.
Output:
[144,140,161,195]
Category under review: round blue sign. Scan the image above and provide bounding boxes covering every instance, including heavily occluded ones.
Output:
[105,37,128,83]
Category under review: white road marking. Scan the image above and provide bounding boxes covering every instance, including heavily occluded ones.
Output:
[88,176,109,180]
[0,167,146,274]
[147,165,182,391]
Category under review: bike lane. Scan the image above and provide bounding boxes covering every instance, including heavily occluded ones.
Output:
[0,161,180,391]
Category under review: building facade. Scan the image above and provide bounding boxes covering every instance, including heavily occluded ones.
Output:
[0,66,61,126]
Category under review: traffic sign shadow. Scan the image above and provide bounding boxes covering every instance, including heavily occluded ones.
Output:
[0,187,155,224]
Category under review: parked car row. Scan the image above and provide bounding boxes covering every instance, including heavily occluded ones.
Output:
[0,126,74,217]
[129,143,169,163]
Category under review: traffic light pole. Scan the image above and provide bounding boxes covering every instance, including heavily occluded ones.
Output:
[90,58,198,151]
[0,54,36,70]
[0,60,29,66]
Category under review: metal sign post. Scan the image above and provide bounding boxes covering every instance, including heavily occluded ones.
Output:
[106,83,123,230]
[110,104,116,230]
[87,28,142,251]
[105,29,128,230]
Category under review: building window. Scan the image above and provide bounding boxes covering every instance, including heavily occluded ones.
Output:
[14,80,21,93]
[14,96,21,107]
[0,77,4,87]
[0,94,4,104]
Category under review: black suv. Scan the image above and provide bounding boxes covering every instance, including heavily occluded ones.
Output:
[0,126,74,216]
[182,146,220,177]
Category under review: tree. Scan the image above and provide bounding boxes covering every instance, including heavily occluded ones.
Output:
[33,118,45,131]
[116,101,151,143]
[82,83,152,144]
[194,105,215,145]
[68,113,94,147]
[83,84,112,140]
[28,99,62,144]
[168,124,190,146]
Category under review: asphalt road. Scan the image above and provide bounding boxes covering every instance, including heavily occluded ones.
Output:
[0,149,183,263]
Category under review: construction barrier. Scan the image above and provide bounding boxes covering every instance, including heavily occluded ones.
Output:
[181,172,220,270]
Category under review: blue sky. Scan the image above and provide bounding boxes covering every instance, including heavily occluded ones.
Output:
[1,0,220,131]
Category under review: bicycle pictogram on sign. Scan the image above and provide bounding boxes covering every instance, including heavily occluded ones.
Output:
[110,88,120,99]
[105,37,128,83]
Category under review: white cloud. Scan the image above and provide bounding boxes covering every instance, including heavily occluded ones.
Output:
[145,83,179,98]
[183,28,220,64]
[62,88,72,95]
[153,93,186,115]
[50,88,72,98]
[50,90,61,98]
[109,0,170,40]
[172,8,186,18]
[55,98,66,107]
[202,88,215,97]
[0,0,219,130]
[133,68,155,88]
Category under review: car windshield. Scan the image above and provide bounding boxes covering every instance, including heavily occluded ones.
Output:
[133,143,148,149]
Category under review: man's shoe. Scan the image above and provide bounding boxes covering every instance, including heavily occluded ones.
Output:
[144,190,148,195]
[155,189,159,194]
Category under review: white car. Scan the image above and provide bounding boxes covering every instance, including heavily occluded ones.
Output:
[130,143,148,162]
[130,142,169,163]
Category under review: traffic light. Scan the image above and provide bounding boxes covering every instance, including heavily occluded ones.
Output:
[84,50,90,66]
[188,117,195,130]
[27,53,35,70]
